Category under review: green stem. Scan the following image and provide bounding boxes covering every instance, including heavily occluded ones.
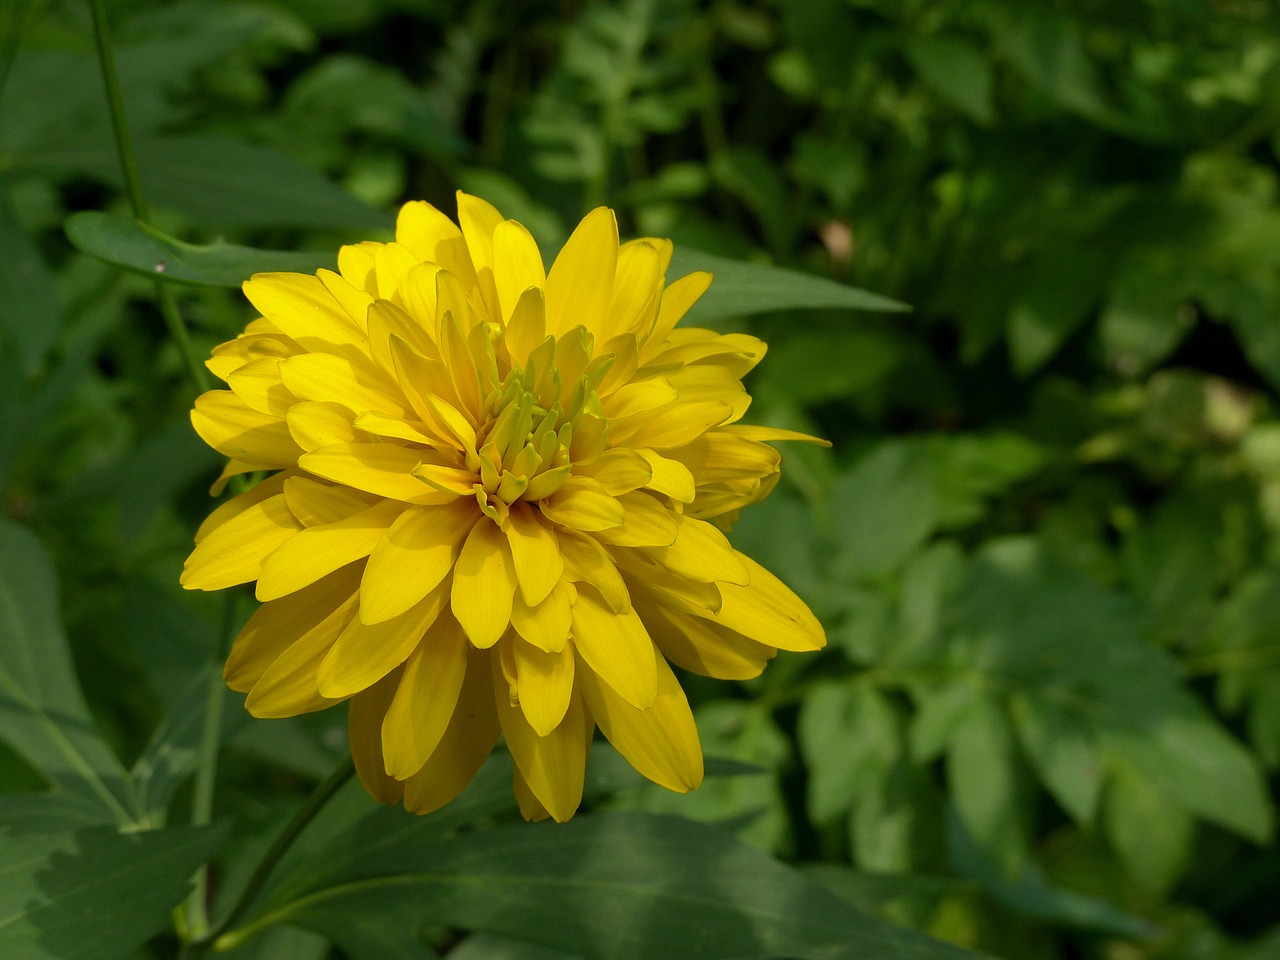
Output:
[88,0,148,223]
[88,0,212,394]
[181,592,242,938]
[185,758,357,958]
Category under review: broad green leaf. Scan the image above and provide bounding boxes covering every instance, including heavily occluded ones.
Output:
[130,136,391,230]
[65,212,336,287]
[1008,693,1101,825]
[669,248,908,324]
[0,521,138,825]
[946,813,1156,939]
[450,934,581,960]
[827,441,938,581]
[0,193,60,375]
[0,824,224,960]
[1102,764,1193,893]
[0,792,114,836]
[275,812,977,960]
[946,697,1029,878]
[131,666,230,826]
[799,682,901,825]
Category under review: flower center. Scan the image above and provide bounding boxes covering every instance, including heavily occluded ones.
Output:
[467,325,614,525]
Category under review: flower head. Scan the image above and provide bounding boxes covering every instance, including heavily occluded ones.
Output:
[183,194,826,821]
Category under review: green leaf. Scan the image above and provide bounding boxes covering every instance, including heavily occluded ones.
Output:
[65,212,336,287]
[0,793,115,837]
[275,812,977,960]
[669,248,908,324]
[0,520,138,825]
[1008,692,1101,825]
[131,136,392,230]
[904,35,994,125]
[0,824,225,960]
[827,441,939,581]
[946,697,1029,878]
[0,193,60,376]
[1102,764,1193,893]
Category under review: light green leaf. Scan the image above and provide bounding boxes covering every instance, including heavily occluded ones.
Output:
[65,212,336,287]
[946,696,1028,878]
[0,824,224,960]
[275,812,977,960]
[0,520,138,825]
[1102,764,1193,893]
[1008,693,1101,825]
[669,248,908,324]
[827,441,938,581]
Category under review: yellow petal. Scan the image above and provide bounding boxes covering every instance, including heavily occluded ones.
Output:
[538,476,625,532]
[348,671,405,806]
[279,354,406,418]
[242,272,363,351]
[504,502,563,605]
[245,592,358,718]
[624,400,733,449]
[256,499,405,601]
[282,476,379,527]
[316,581,450,698]
[574,448,652,496]
[669,431,780,483]
[337,241,379,295]
[557,531,630,613]
[366,297,437,377]
[373,242,422,303]
[601,237,666,342]
[285,401,359,452]
[636,449,696,503]
[456,191,505,320]
[570,585,657,709]
[491,655,588,823]
[401,648,501,813]
[720,423,832,446]
[192,391,300,468]
[395,200,479,291]
[451,517,517,648]
[503,286,547,366]
[594,492,678,548]
[655,514,749,585]
[382,615,469,778]
[361,499,478,624]
[579,652,702,792]
[195,471,288,544]
[225,564,362,692]
[299,442,455,504]
[512,765,552,822]
[492,219,547,323]
[182,493,303,591]
[226,357,295,417]
[647,270,711,347]
[510,578,574,653]
[545,207,617,337]
[642,603,774,680]
[316,268,373,329]
[515,640,575,736]
[703,555,826,652]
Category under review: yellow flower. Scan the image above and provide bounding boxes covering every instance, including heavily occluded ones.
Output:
[182,194,827,822]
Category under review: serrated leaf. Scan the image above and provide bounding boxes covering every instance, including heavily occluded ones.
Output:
[0,824,224,960]
[0,521,138,825]
[65,212,336,287]
[274,812,976,960]
[946,696,1028,878]
[669,247,908,324]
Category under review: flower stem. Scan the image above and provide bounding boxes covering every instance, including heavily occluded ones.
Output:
[183,757,357,959]
[87,0,212,394]
[181,591,242,938]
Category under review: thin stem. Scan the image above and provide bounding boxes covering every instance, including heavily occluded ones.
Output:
[88,0,148,222]
[181,592,242,937]
[88,0,212,395]
[184,758,357,958]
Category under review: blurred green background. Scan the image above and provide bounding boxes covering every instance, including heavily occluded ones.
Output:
[4,0,1280,957]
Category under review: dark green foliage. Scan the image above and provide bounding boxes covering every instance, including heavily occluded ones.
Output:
[3,0,1280,958]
